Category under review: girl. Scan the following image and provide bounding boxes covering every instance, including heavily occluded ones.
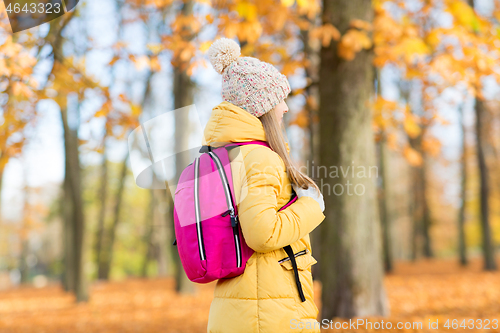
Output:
[204,38,326,333]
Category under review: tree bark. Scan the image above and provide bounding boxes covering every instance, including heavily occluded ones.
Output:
[171,66,196,293]
[378,132,393,273]
[467,0,497,272]
[141,189,155,277]
[19,240,30,284]
[100,152,129,280]
[61,169,75,292]
[475,98,497,270]
[300,16,322,280]
[318,0,389,319]
[458,104,468,266]
[375,68,393,273]
[60,105,88,302]
[95,141,108,280]
[408,127,433,259]
[169,0,196,294]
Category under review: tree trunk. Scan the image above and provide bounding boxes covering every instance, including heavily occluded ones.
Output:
[95,141,108,280]
[375,68,393,273]
[100,152,129,280]
[458,104,468,266]
[318,0,389,319]
[300,17,322,281]
[141,189,155,278]
[19,240,30,284]
[163,189,176,275]
[475,98,497,270]
[153,188,170,277]
[421,154,432,258]
[378,132,393,273]
[20,185,30,284]
[170,0,196,294]
[409,130,433,259]
[467,0,497,272]
[171,69,196,293]
[61,170,75,292]
[60,105,88,302]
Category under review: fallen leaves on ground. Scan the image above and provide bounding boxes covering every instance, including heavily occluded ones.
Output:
[0,256,499,332]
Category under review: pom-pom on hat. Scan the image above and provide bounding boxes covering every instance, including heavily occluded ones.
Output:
[207,38,291,117]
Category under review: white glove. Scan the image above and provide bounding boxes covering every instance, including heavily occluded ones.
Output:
[292,184,325,212]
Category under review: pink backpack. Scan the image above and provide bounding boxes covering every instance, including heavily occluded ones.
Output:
[172,141,305,301]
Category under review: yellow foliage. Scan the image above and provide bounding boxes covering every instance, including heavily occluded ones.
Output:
[403,145,423,166]
[236,21,262,43]
[350,19,372,31]
[281,0,294,7]
[306,95,318,111]
[337,29,372,61]
[422,136,441,157]
[295,0,320,19]
[269,6,288,31]
[386,132,398,150]
[394,37,430,64]
[236,1,258,22]
[281,60,302,76]
[146,43,163,55]
[403,113,421,139]
[289,110,308,128]
[448,0,480,32]
[200,41,212,53]
[150,56,161,72]
[133,55,150,71]
[309,23,341,48]
[425,29,442,49]
[131,104,142,117]
[205,14,214,24]
[370,96,399,131]
[12,81,33,98]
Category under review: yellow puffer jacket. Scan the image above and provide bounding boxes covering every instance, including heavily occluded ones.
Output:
[204,101,325,333]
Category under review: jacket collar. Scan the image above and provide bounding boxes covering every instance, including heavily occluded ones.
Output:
[203,101,290,155]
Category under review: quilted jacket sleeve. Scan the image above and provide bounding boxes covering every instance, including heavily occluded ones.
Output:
[237,147,325,253]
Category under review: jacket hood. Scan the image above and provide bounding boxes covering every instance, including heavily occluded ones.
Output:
[203,101,290,154]
[203,101,266,145]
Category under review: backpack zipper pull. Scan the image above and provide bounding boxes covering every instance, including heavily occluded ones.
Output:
[229,209,238,227]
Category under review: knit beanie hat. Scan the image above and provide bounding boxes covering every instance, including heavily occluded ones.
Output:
[207,38,291,117]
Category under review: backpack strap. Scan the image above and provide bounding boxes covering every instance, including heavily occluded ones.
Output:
[232,140,272,150]
[199,141,273,153]
[283,245,306,302]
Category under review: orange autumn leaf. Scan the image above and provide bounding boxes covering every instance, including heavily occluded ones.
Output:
[350,19,372,31]
[236,1,258,22]
[309,23,341,48]
[337,29,372,61]
[422,136,442,157]
[289,110,308,128]
[404,146,423,166]
[404,114,421,139]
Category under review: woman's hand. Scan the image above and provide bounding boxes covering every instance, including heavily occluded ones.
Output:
[292,184,325,212]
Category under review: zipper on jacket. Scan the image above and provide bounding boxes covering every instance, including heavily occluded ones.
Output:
[194,157,206,261]
[208,151,242,268]
[278,248,309,264]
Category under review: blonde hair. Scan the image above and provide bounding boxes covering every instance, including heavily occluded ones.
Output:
[258,108,320,192]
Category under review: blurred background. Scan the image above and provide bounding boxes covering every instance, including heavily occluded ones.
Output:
[0,0,499,331]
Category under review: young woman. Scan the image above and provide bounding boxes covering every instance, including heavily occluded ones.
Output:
[204,38,326,333]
